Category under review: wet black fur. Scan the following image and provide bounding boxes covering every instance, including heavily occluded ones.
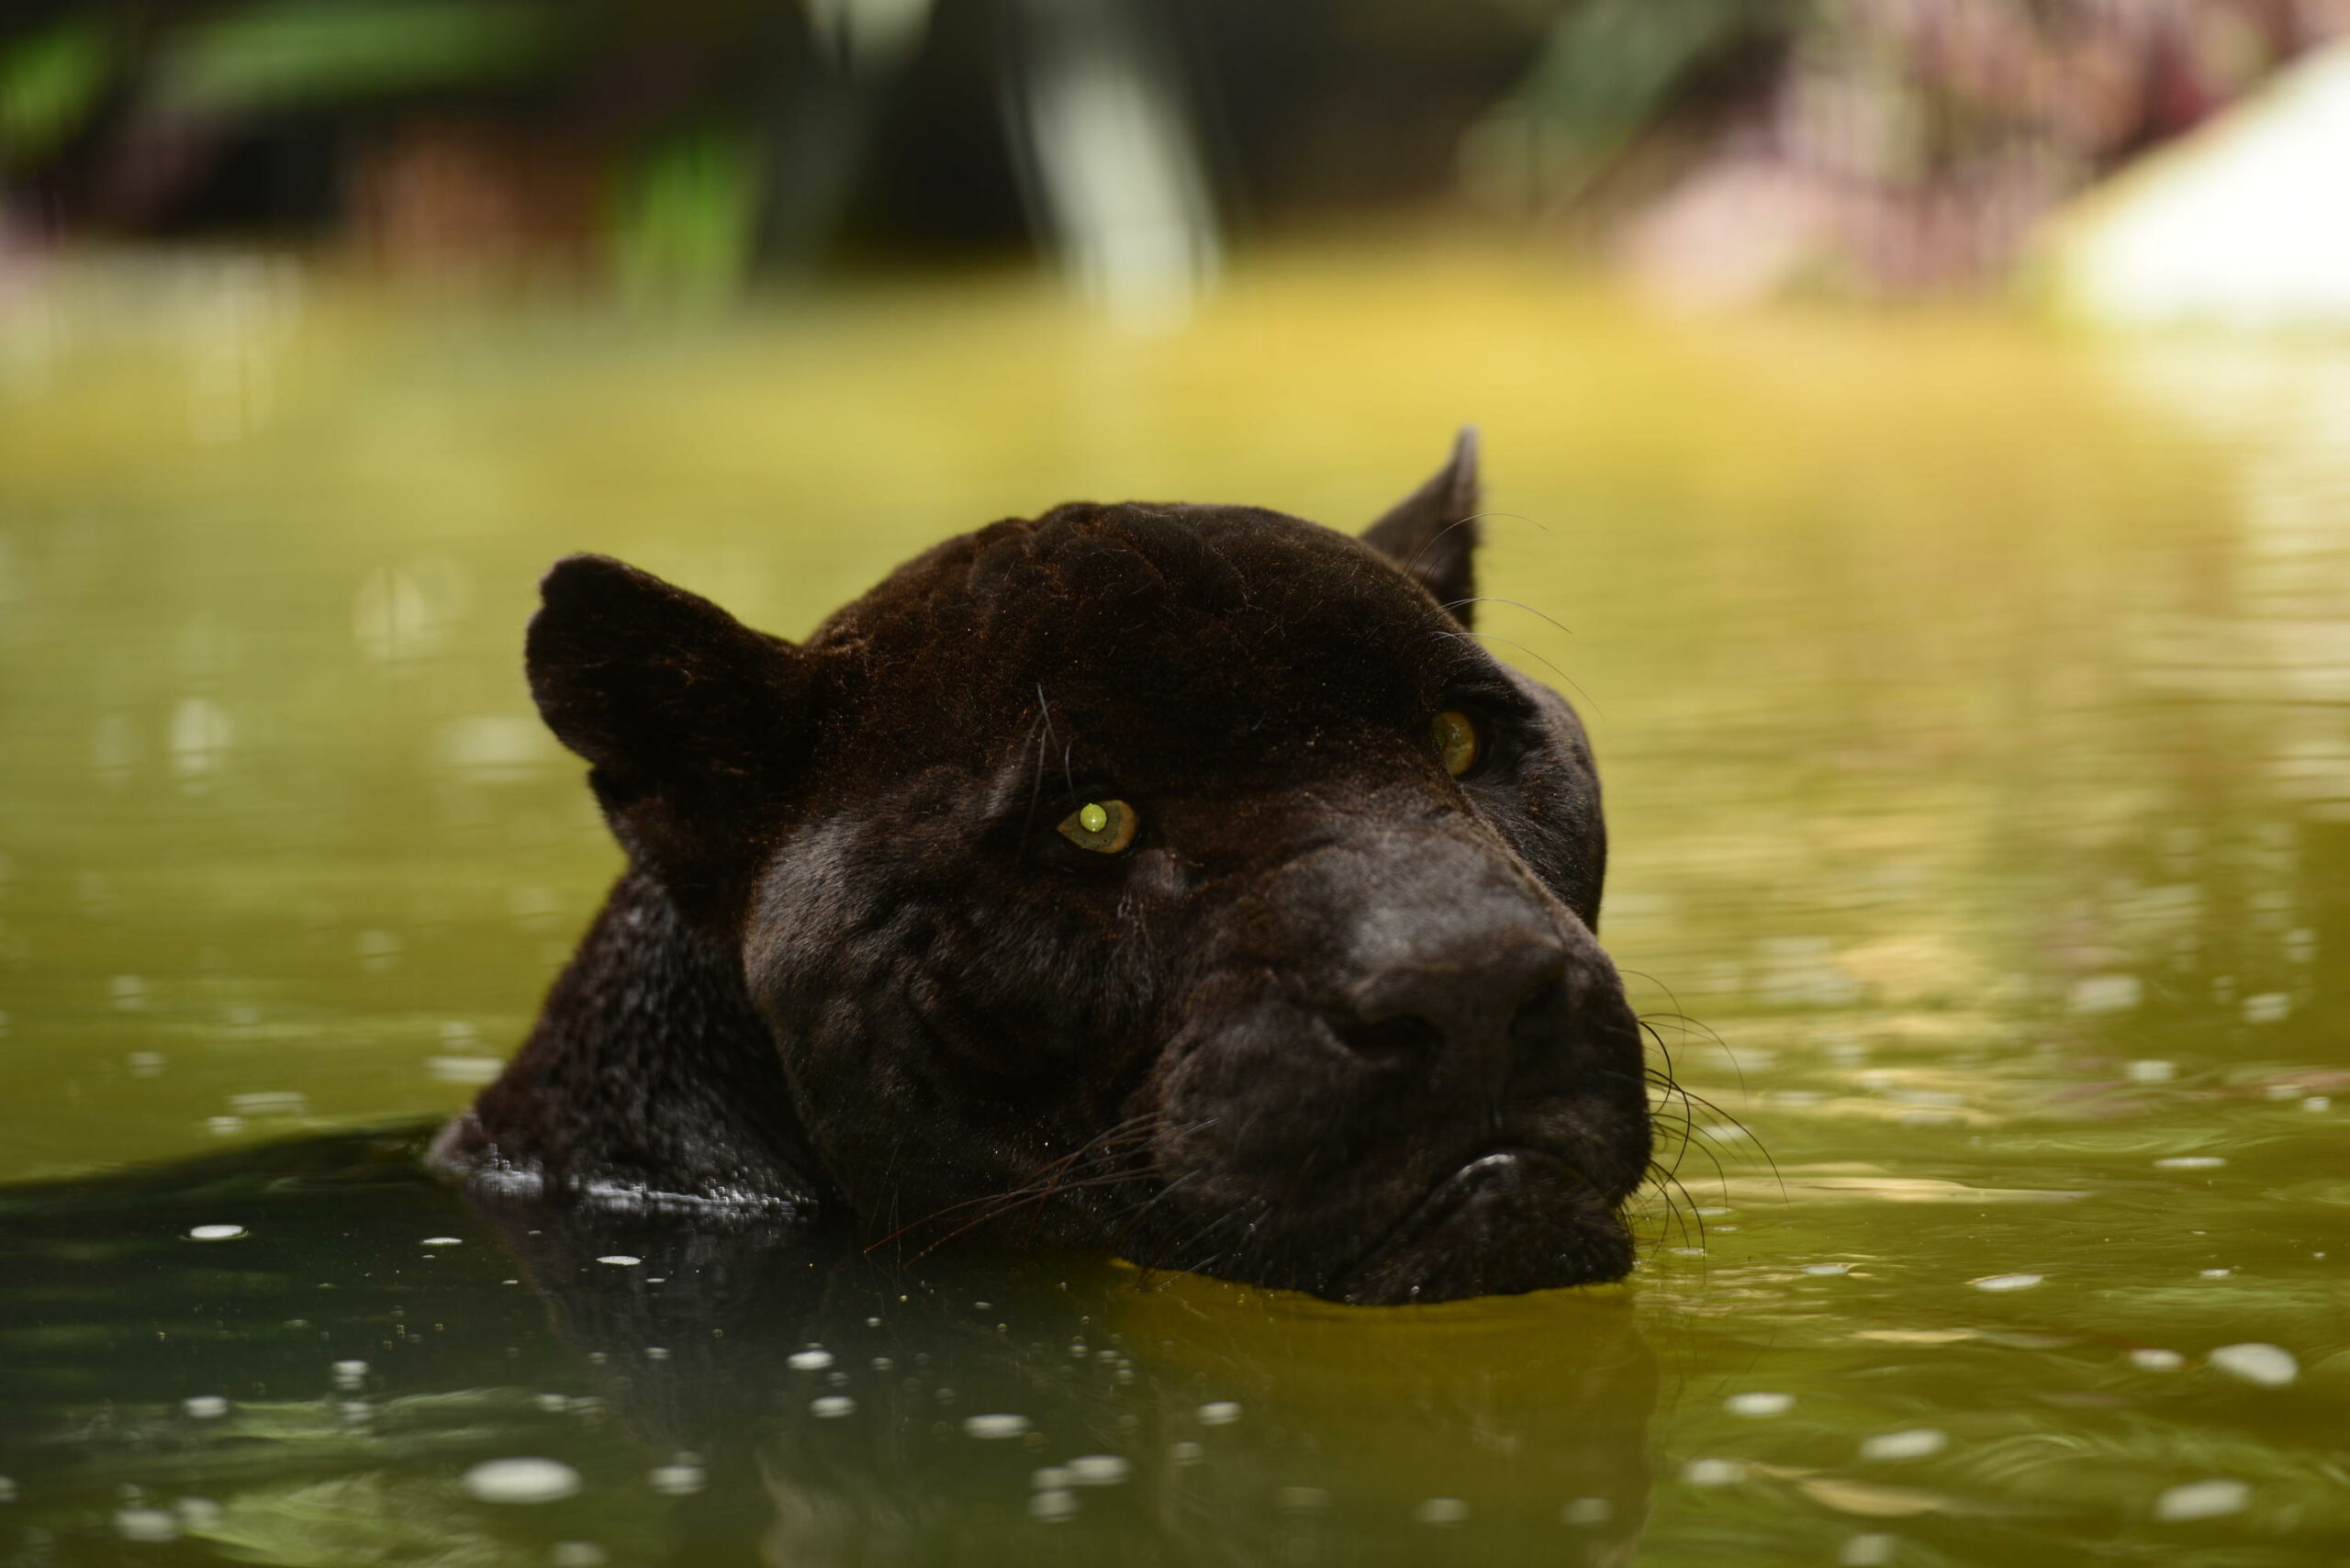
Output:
[431,433,1653,1304]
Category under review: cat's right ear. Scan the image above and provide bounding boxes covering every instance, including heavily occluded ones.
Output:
[527,554,813,917]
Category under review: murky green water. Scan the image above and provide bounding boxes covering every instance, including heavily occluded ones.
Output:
[3,252,2348,1565]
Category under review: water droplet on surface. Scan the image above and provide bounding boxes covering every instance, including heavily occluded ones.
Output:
[647,1463,705,1496]
[2154,1479,2249,1521]
[187,1225,246,1241]
[1030,1488,1080,1522]
[2130,1348,2184,1371]
[420,1237,462,1248]
[115,1508,179,1542]
[182,1395,229,1419]
[1802,1262,1852,1276]
[1065,1455,1129,1485]
[2208,1342,2297,1387]
[595,1255,641,1267]
[1682,1458,1745,1487]
[2154,1157,2225,1170]
[964,1414,1030,1439]
[1859,1428,1945,1461]
[1726,1392,1794,1417]
[811,1396,855,1418]
[2125,1059,2175,1083]
[1196,1401,1242,1425]
[1970,1273,2042,1292]
[788,1350,834,1371]
[463,1458,582,1504]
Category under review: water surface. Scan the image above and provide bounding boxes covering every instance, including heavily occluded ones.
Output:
[3,253,2347,1564]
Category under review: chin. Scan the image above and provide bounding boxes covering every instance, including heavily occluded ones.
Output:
[1320,1149,1636,1306]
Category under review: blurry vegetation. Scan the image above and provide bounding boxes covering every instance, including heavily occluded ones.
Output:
[0,0,2343,301]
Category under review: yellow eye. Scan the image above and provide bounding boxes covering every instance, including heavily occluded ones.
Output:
[1432,710,1479,777]
[1058,799,1139,854]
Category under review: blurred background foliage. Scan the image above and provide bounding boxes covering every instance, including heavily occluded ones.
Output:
[2,0,2344,309]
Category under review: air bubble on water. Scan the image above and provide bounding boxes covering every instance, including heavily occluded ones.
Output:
[2243,992,2289,1024]
[1561,1496,1611,1526]
[1859,1428,1945,1462]
[188,1225,246,1241]
[1168,1440,1203,1465]
[2209,1343,2297,1387]
[429,1057,504,1085]
[115,1508,179,1542]
[549,1545,607,1568]
[596,1255,641,1267]
[644,1347,668,1361]
[811,1396,855,1418]
[1681,1459,1744,1486]
[1279,1486,1333,1513]
[1196,1401,1242,1426]
[2199,1268,2231,1279]
[2125,1059,2175,1084]
[0,1476,17,1502]
[207,1115,244,1136]
[648,1462,705,1496]
[1412,1498,1469,1526]
[1840,1533,1895,1567]
[110,975,148,1012]
[129,1052,164,1078]
[788,1350,834,1371]
[355,929,403,974]
[229,1091,307,1118]
[1802,1263,1851,1276]
[2154,1479,2248,1521]
[534,1393,567,1413]
[332,1361,368,1388]
[462,1458,582,1504]
[183,1395,228,1419]
[1033,1468,1071,1491]
[1065,1455,1129,1485]
[965,1414,1031,1439]
[2156,1157,2225,1170]
[2131,1348,2184,1371]
[421,1237,462,1248]
[1030,1488,1080,1522]
[1970,1273,2041,1292]
[2305,1096,2332,1112]
[1671,1247,1707,1257]
[1725,1392,1793,1417]
[176,1498,222,1529]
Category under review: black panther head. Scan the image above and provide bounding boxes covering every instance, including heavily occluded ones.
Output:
[452,434,1651,1304]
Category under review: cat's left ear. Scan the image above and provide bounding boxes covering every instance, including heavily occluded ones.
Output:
[1362,426,1481,629]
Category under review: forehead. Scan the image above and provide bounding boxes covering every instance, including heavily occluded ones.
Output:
[824,502,1494,774]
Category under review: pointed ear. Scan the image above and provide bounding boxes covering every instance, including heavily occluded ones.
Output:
[1361,427,1481,629]
[527,554,816,921]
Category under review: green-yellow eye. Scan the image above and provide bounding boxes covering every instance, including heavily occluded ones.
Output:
[1432,710,1479,777]
[1058,799,1139,854]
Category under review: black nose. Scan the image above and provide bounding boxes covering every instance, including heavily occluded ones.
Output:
[1332,924,1569,1078]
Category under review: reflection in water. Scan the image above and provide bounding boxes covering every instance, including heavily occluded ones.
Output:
[0,1129,1653,1565]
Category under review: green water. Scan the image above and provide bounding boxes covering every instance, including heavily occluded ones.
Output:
[3,252,2347,1565]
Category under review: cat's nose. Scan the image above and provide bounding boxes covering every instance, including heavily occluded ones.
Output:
[1329,916,1570,1082]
